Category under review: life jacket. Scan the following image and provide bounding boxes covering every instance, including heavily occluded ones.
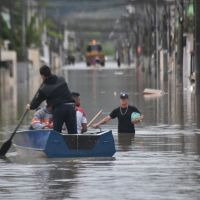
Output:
[31,107,53,130]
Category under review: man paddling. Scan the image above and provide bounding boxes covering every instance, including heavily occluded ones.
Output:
[26,65,77,134]
[92,93,144,134]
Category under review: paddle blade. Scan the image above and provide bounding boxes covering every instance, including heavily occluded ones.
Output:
[0,139,12,157]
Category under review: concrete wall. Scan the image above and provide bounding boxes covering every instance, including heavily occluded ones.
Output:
[183,34,194,89]
[27,48,42,100]
[17,49,41,107]
[51,52,61,74]
[1,50,17,86]
[0,50,17,122]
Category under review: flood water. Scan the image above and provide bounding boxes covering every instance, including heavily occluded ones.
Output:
[0,62,200,200]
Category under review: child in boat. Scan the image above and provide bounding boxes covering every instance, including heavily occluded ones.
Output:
[71,92,87,134]
[30,104,53,130]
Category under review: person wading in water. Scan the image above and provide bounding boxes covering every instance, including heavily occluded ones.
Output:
[92,92,144,134]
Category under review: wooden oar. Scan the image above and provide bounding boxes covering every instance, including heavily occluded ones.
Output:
[0,83,42,157]
[0,110,29,157]
[87,110,103,128]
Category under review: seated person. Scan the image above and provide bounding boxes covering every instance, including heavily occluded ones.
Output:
[30,104,53,130]
[72,92,87,134]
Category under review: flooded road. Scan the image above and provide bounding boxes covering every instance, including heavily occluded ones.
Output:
[0,62,200,199]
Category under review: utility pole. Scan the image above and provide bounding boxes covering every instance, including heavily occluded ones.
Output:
[176,0,184,85]
[195,0,200,127]
[195,0,200,94]
[0,2,2,64]
[21,0,27,61]
[155,0,159,89]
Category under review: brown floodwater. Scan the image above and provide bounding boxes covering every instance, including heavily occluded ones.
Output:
[0,62,200,200]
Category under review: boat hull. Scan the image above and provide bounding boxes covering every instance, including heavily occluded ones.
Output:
[13,130,116,158]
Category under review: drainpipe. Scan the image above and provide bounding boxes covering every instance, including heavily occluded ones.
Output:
[176,0,184,86]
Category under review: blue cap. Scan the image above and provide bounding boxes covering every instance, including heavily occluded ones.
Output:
[120,92,128,99]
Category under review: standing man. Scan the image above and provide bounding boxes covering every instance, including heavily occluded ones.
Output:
[92,93,144,134]
[71,92,87,134]
[26,65,77,134]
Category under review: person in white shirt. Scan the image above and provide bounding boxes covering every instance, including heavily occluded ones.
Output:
[72,92,87,134]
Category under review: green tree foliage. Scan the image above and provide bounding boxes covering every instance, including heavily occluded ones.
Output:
[103,42,114,56]
[0,16,10,40]
[26,15,40,48]
[0,0,64,60]
[184,3,194,33]
[45,18,63,40]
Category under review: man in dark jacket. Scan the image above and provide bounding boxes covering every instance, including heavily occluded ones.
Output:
[26,65,77,134]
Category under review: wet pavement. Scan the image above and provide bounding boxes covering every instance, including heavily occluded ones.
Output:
[0,61,200,200]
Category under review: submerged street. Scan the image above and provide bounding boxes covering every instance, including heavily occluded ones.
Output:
[1,0,200,199]
[0,61,200,200]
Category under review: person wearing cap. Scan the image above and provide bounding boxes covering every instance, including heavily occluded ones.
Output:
[92,93,144,134]
[26,65,77,134]
[30,104,53,130]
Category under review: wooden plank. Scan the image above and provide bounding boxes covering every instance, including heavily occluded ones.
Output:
[143,88,163,95]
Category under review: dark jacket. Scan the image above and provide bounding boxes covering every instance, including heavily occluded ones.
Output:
[30,75,74,109]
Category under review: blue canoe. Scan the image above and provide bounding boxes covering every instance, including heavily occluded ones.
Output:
[13,129,116,158]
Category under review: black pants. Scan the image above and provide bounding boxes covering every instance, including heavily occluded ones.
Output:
[53,104,77,134]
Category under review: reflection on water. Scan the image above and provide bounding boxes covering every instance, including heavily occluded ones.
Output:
[117,133,135,151]
[38,160,79,200]
[0,158,79,200]
[0,62,200,199]
[0,130,200,200]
